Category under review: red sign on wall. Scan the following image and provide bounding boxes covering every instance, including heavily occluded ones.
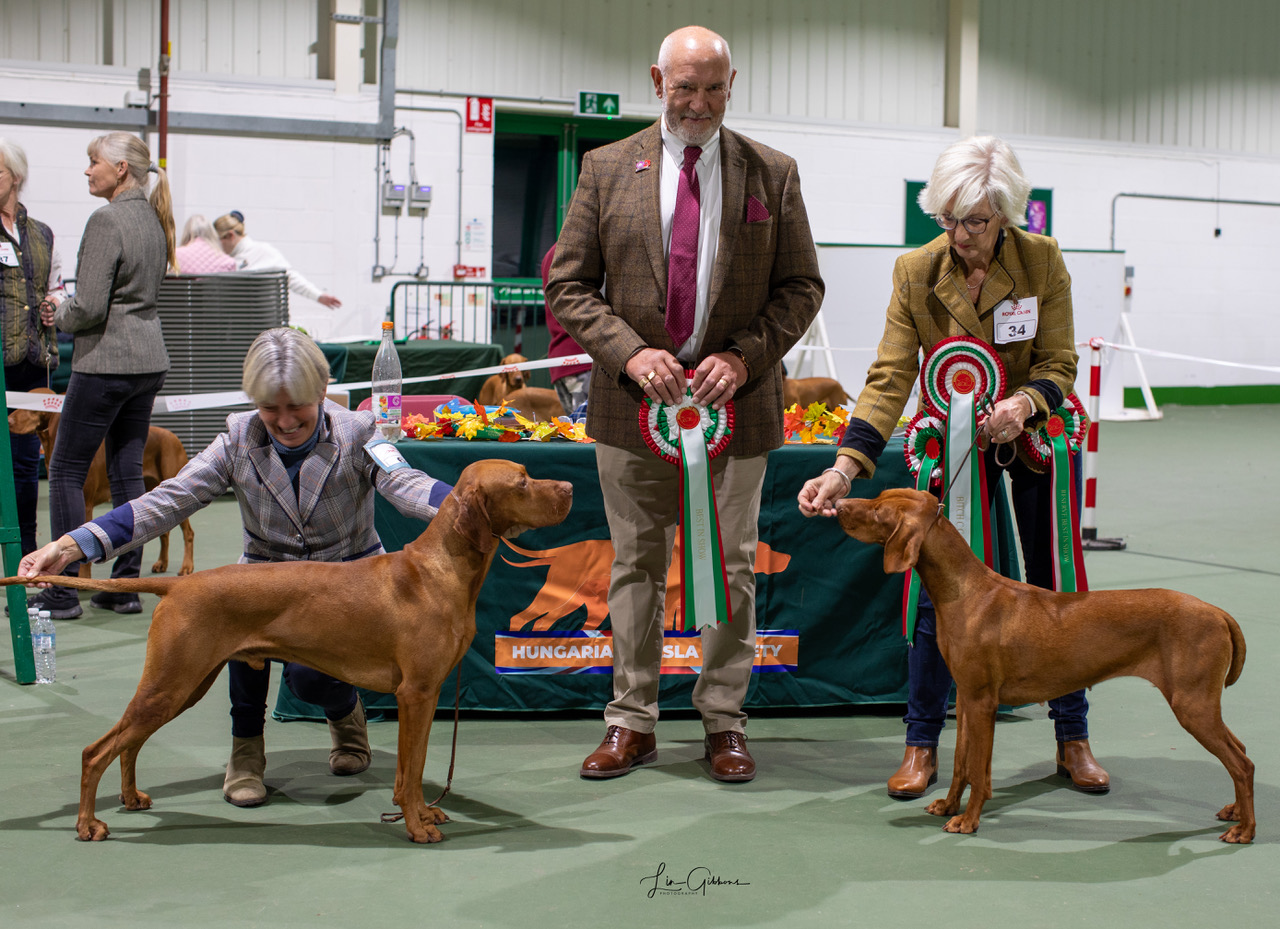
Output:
[453,264,486,280]
[465,97,493,133]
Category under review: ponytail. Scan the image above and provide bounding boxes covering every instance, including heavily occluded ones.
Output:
[87,132,177,271]
[149,166,177,272]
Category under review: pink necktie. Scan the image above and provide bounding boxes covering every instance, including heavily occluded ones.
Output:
[665,145,702,349]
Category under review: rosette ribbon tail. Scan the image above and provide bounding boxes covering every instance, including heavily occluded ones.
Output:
[943,389,993,566]
[902,446,940,644]
[1049,431,1089,593]
[677,419,732,631]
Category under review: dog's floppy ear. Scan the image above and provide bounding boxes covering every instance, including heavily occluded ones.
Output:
[452,487,497,553]
[882,509,925,574]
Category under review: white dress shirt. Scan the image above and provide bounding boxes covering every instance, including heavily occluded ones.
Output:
[659,122,722,364]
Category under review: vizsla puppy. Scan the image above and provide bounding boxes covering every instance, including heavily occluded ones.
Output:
[8,391,195,576]
[783,375,849,410]
[836,488,1254,843]
[501,386,566,422]
[3,459,571,844]
[477,353,528,406]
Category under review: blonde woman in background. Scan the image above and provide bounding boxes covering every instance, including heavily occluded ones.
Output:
[214,210,341,309]
[28,132,175,620]
[174,213,236,274]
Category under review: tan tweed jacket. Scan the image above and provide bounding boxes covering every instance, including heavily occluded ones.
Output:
[547,123,824,457]
[842,226,1078,478]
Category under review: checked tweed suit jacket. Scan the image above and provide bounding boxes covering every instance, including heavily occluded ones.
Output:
[84,402,448,565]
[548,123,824,457]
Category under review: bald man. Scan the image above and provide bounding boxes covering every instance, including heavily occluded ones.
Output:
[548,25,824,783]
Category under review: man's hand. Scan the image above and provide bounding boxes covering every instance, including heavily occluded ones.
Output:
[690,351,747,410]
[625,348,686,406]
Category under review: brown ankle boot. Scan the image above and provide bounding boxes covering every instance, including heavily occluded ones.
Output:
[1056,739,1110,792]
[223,735,267,807]
[887,745,938,799]
[328,698,371,776]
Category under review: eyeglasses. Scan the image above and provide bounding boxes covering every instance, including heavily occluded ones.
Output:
[935,213,994,234]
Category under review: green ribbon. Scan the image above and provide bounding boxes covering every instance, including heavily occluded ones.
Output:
[902,448,939,643]
[1048,429,1088,592]
[676,417,731,631]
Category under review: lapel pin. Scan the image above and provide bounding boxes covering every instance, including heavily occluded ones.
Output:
[635,160,651,172]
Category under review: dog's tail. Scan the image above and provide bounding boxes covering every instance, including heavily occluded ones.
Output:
[1223,609,1247,688]
[0,575,180,597]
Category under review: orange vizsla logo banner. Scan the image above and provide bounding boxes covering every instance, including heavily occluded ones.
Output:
[495,536,795,675]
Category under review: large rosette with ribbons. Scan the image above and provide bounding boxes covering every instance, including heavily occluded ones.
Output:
[640,372,735,631]
[1019,392,1091,593]
[901,338,1006,642]
[902,411,946,492]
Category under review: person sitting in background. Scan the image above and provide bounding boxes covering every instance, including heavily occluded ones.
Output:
[214,210,341,309]
[174,214,236,274]
[20,327,452,808]
[1,137,65,558]
[541,244,591,416]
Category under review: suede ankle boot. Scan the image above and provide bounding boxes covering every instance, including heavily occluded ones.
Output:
[223,735,267,807]
[328,698,371,776]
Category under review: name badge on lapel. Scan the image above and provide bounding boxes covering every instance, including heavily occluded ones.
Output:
[0,242,18,267]
[993,296,1038,344]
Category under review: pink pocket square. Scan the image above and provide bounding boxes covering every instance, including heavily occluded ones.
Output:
[746,196,771,223]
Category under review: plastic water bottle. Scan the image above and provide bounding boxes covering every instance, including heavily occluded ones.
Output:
[32,609,55,684]
[371,320,403,440]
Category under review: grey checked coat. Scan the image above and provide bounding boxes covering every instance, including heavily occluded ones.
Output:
[84,402,448,565]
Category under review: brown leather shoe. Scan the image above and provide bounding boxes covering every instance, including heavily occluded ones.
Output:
[1056,739,1110,792]
[887,745,938,799]
[580,725,657,778]
[704,731,755,782]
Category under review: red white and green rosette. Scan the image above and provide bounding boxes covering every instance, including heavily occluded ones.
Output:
[640,373,735,631]
[921,336,1007,422]
[1019,392,1090,593]
[900,411,945,641]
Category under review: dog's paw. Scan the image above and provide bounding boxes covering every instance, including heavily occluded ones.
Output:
[76,817,110,841]
[120,789,152,812]
[1218,823,1254,844]
[424,805,450,825]
[943,815,979,834]
[1216,802,1240,822]
[925,799,958,817]
[150,559,167,574]
[406,823,445,844]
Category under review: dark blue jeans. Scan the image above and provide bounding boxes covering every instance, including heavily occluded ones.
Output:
[46,370,166,598]
[228,661,358,738]
[5,360,49,556]
[904,445,1089,745]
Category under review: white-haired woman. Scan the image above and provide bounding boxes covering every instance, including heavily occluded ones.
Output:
[30,132,177,620]
[20,327,452,808]
[175,213,236,274]
[797,136,1108,798]
[214,211,341,309]
[1,138,66,556]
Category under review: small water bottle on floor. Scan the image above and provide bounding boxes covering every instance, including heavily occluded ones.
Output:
[371,320,403,440]
[32,609,56,684]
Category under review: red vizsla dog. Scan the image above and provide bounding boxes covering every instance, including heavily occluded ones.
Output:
[500,386,566,422]
[8,390,195,576]
[3,459,571,844]
[836,488,1254,843]
[477,353,528,406]
[783,375,849,411]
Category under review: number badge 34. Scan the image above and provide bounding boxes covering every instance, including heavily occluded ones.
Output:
[994,295,1038,344]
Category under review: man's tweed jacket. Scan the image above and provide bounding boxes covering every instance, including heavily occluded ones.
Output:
[547,123,824,457]
[54,187,170,375]
[840,226,1079,478]
[84,402,449,565]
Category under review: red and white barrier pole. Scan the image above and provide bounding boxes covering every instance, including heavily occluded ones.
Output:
[1081,337,1126,551]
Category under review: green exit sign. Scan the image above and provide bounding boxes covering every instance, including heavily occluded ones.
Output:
[576,90,620,118]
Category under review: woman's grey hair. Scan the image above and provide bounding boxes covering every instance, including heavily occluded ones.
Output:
[917,136,1032,229]
[0,138,29,193]
[180,214,220,248]
[242,328,330,407]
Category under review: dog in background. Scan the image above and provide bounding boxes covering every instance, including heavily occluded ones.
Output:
[837,488,1254,843]
[780,362,850,410]
[477,353,529,406]
[8,389,195,577]
[1,458,572,844]
[500,386,566,422]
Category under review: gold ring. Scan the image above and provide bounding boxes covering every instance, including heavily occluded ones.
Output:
[639,375,651,388]
[718,377,729,387]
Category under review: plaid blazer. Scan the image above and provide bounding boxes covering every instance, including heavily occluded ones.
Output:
[842,227,1078,478]
[547,123,824,457]
[54,189,170,375]
[86,402,448,564]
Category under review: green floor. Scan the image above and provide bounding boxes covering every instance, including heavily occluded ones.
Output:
[1,404,1276,929]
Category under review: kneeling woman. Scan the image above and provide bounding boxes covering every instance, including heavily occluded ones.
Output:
[21,328,451,806]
